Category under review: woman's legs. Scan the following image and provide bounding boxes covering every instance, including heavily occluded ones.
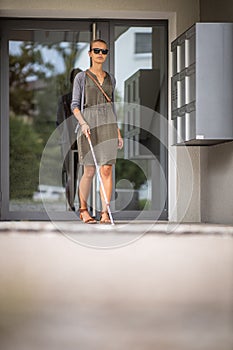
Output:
[78,164,113,222]
[78,165,96,220]
[100,165,113,222]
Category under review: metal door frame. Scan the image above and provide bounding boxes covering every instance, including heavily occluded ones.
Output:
[0,18,168,221]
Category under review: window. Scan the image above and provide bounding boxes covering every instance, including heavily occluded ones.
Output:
[135,33,152,54]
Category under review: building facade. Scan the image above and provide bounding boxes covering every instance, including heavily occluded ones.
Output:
[0,0,232,224]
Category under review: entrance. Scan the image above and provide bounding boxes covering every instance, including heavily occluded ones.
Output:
[0,19,168,220]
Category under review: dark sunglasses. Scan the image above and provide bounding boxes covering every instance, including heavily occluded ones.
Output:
[91,48,109,55]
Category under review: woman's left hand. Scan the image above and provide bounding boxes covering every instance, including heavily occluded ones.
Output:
[117,129,124,149]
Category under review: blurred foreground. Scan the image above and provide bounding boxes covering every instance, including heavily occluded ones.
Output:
[0,221,232,350]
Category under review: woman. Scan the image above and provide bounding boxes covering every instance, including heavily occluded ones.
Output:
[71,39,123,224]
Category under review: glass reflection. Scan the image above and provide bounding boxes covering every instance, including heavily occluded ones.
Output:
[114,25,167,215]
[9,30,90,211]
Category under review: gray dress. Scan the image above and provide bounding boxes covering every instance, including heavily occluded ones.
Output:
[77,71,118,166]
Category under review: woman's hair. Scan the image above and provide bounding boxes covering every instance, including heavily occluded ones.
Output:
[89,39,108,51]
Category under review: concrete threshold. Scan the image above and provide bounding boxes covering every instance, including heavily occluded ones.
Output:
[0,220,233,236]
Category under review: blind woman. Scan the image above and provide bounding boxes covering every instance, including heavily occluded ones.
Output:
[71,39,123,224]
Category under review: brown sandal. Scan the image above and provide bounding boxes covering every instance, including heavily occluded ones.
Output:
[100,211,111,224]
[79,208,97,224]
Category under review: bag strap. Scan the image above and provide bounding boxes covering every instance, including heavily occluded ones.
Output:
[86,69,112,103]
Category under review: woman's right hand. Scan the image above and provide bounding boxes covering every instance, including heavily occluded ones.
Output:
[81,123,90,137]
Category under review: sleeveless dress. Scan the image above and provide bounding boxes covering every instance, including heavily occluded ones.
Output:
[77,71,118,166]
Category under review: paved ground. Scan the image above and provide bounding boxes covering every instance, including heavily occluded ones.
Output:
[0,221,233,350]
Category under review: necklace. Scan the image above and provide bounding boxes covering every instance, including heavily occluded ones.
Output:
[89,69,105,86]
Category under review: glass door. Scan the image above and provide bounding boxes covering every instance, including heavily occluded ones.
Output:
[112,21,168,220]
[0,19,168,221]
[0,19,93,220]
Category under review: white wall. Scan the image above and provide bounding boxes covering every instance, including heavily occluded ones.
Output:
[200,143,233,225]
[199,0,233,225]
[115,27,152,99]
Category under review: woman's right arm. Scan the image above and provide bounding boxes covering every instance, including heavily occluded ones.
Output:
[71,73,90,136]
[73,107,90,136]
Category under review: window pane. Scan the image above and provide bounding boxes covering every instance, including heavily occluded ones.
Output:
[9,29,91,211]
[135,32,152,53]
[114,24,168,217]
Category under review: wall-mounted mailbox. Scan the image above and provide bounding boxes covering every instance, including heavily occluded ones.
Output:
[171,23,233,145]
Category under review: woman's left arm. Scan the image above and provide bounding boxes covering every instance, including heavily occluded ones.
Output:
[117,128,124,150]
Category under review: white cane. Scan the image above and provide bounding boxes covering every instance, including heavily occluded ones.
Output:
[87,133,115,225]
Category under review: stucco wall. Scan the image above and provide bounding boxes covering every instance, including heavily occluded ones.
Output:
[201,142,233,225]
[199,0,233,225]
[0,0,199,36]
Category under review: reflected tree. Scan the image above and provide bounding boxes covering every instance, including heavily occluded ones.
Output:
[10,116,43,199]
[9,39,83,198]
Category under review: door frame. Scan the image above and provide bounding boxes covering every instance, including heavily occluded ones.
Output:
[0,18,168,221]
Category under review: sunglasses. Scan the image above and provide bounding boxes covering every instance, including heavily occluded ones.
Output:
[91,48,109,55]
